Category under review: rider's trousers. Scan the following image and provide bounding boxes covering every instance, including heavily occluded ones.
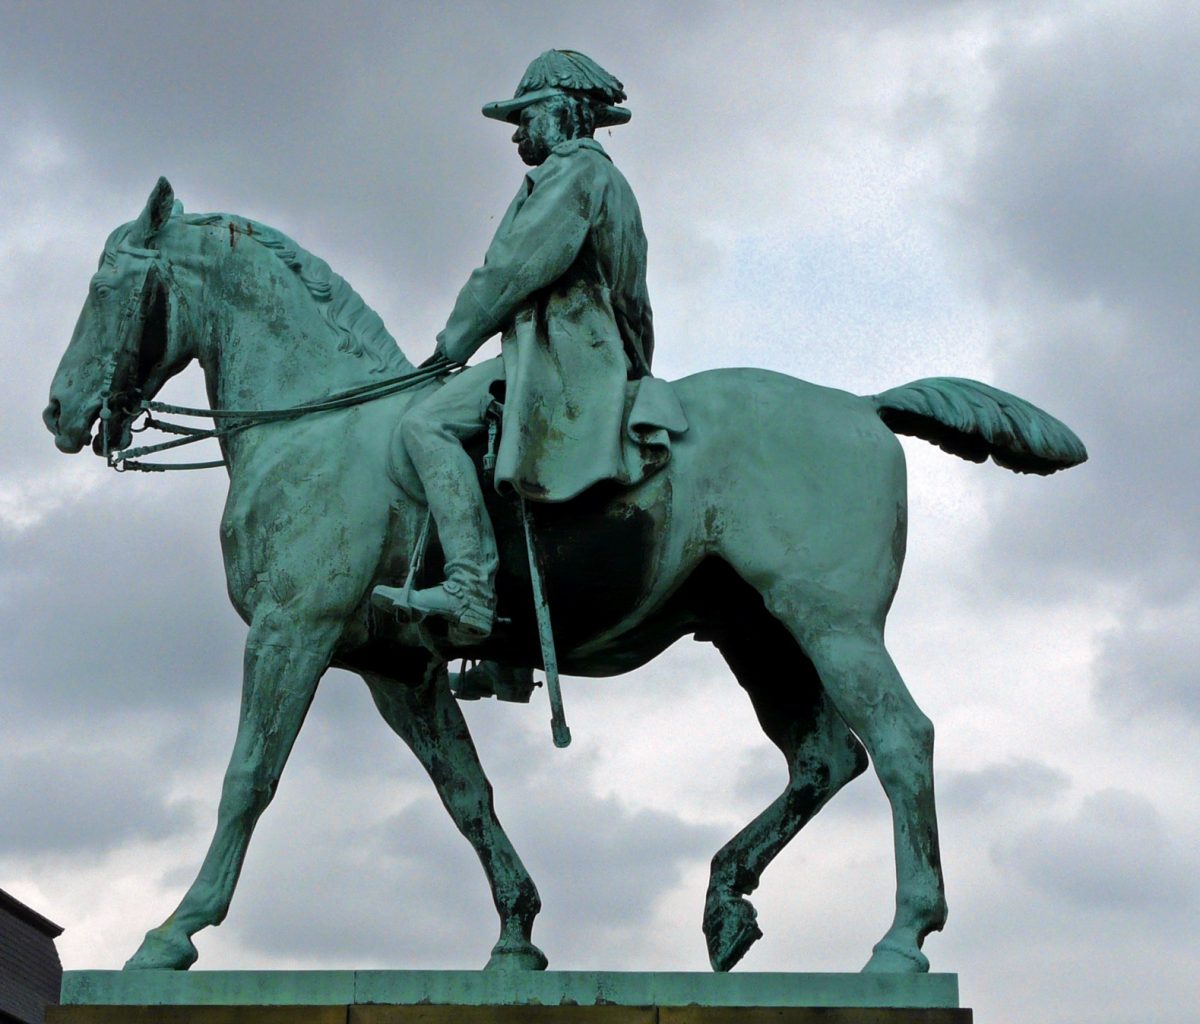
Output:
[398,359,505,603]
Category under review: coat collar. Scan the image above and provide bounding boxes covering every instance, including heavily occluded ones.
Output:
[550,137,610,161]
[525,137,611,189]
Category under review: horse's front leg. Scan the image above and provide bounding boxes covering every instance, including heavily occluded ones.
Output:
[362,664,547,971]
[125,610,339,969]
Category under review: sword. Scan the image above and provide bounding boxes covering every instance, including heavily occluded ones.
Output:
[520,496,571,748]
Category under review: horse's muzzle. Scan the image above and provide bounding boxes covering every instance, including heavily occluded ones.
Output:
[44,394,101,454]
[42,398,61,435]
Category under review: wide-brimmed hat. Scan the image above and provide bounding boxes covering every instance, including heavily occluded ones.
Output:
[482,50,630,128]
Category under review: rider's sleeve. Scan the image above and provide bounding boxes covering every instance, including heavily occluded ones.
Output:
[438,153,601,363]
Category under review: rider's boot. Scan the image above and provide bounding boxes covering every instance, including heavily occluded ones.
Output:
[373,412,499,645]
[373,577,494,644]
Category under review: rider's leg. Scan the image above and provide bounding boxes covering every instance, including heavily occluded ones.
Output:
[374,359,504,642]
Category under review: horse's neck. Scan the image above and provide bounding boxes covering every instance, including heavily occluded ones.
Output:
[209,307,369,412]
[183,229,406,412]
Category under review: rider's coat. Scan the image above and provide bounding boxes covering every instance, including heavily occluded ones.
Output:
[438,137,653,501]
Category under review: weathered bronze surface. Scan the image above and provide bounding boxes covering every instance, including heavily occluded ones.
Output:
[59,969,960,1009]
[46,1009,346,1024]
[47,1006,972,1024]
[42,50,1085,979]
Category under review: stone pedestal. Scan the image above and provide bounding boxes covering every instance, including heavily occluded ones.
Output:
[50,971,971,1024]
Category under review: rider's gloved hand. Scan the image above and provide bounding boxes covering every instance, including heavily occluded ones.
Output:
[433,325,477,367]
[419,331,461,369]
[419,332,460,369]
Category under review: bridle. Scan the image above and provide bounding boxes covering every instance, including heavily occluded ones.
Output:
[96,242,457,473]
[96,242,166,469]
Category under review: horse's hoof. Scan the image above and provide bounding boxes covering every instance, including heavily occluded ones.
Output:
[124,927,198,971]
[703,894,763,972]
[862,940,929,974]
[484,939,549,971]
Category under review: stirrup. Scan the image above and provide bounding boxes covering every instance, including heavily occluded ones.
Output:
[372,579,494,644]
[451,661,539,703]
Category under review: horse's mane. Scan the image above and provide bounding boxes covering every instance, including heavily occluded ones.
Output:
[181,212,412,375]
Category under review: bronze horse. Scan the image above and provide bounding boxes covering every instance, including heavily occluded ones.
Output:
[44,179,1086,974]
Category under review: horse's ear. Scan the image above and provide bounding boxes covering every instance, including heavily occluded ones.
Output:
[131,177,176,247]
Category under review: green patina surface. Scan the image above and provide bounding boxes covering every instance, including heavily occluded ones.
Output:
[43,48,1087,980]
[62,971,959,1009]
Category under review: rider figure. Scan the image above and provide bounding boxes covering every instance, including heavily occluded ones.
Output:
[373,50,653,643]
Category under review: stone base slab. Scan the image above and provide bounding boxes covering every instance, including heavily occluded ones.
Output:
[61,971,960,1010]
[49,1008,972,1024]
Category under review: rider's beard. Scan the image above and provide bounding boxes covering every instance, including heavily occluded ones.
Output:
[518,135,551,166]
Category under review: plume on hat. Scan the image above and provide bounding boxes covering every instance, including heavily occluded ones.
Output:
[516,50,626,105]
[482,49,631,127]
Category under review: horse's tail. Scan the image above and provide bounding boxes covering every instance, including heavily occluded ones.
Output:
[870,377,1088,475]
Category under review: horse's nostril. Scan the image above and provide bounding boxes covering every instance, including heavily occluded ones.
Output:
[43,398,61,432]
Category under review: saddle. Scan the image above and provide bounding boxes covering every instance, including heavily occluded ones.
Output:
[481,374,689,494]
[615,376,690,488]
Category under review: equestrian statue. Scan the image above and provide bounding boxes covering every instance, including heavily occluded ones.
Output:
[43,50,1087,976]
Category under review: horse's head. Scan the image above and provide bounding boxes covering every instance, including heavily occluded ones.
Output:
[44,177,193,455]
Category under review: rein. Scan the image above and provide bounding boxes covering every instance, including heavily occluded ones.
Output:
[106,359,456,472]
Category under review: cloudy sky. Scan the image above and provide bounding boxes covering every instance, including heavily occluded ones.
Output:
[2,2,1197,1021]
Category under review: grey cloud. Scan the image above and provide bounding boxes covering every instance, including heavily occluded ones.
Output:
[0,745,197,856]
[934,6,1200,789]
[6,5,1200,1020]
[991,788,1198,913]
[973,300,1199,606]
[1093,606,1200,723]
[180,683,726,966]
[230,794,497,965]
[946,5,1200,601]
[0,0,1015,360]
[943,852,1200,1024]
[0,2,718,311]
[507,786,724,932]
[939,758,1070,815]
[287,671,436,786]
[227,781,723,967]
[0,491,242,724]
[963,7,1200,310]
[455,699,585,783]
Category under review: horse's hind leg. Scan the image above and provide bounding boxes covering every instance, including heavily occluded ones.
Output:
[797,623,947,972]
[703,611,868,971]
[125,610,340,970]
[362,663,547,971]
